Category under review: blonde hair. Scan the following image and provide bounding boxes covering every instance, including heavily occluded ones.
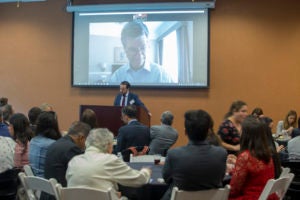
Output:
[283,110,297,129]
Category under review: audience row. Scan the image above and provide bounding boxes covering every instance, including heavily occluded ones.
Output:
[0,97,299,200]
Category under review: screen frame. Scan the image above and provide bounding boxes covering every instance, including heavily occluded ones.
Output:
[69,2,212,89]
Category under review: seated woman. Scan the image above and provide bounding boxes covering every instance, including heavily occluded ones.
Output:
[229,116,278,200]
[276,110,297,136]
[0,135,15,174]
[66,128,151,200]
[29,111,61,177]
[9,113,33,170]
[217,100,248,155]
[251,107,264,119]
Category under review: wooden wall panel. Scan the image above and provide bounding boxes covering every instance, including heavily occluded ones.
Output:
[0,0,300,147]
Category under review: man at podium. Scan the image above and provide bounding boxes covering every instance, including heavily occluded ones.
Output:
[113,81,149,113]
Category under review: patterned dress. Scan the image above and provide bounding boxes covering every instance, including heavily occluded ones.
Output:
[218,119,240,154]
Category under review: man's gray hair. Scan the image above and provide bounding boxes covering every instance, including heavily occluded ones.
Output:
[161,111,174,126]
[85,128,114,153]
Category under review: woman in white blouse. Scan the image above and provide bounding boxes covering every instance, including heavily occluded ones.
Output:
[0,136,16,174]
[276,110,297,136]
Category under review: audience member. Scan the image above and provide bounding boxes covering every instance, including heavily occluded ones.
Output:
[80,108,98,129]
[0,109,10,138]
[9,113,33,170]
[276,110,297,136]
[0,97,8,106]
[44,121,91,187]
[259,117,282,178]
[66,128,151,200]
[291,117,300,138]
[229,116,277,200]
[251,107,264,119]
[260,116,284,150]
[206,118,221,146]
[28,106,42,135]
[287,134,300,160]
[0,98,14,137]
[109,21,173,84]
[161,109,227,200]
[40,103,53,112]
[148,111,178,156]
[217,100,248,154]
[1,103,14,124]
[113,81,149,113]
[29,111,61,177]
[114,105,150,154]
[259,116,274,130]
[0,136,15,174]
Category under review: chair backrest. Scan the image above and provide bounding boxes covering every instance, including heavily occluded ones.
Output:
[18,172,35,200]
[258,173,295,200]
[18,172,60,200]
[56,184,113,200]
[170,185,230,200]
[279,167,291,178]
[24,164,34,176]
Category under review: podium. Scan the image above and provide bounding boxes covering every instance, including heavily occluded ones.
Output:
[79,105,150,136]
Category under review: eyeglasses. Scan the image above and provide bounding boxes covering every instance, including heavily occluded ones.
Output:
[125,46,147,55]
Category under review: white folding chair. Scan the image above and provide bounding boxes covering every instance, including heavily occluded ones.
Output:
[20,165,42,199]
[170,185,230,200]
[279,167,290,178]
[24,164,34,176]
[258,173,294,200]
[56,184,113,200]
[18,172,60,200]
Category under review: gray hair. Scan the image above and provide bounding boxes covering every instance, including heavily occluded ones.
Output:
[85,128,114,153]
[161,111,174,126]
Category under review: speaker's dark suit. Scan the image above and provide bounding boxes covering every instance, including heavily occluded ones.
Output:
[161,140,227,200]
[115,120,150,153]
[113,92,149,112]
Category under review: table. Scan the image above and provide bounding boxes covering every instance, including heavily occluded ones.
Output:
[119,162,169,200]
[120,162,231,200]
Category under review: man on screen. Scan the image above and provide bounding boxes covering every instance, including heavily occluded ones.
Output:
[109,21,174,84]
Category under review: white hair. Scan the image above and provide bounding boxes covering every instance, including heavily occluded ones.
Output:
[85,128,114,153]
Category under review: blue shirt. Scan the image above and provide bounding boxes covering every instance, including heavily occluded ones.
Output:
[109,61,173,84]
[0,122,11,138]
[29,135,55,178]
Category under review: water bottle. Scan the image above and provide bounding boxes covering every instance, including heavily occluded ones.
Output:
[117,152,123,161]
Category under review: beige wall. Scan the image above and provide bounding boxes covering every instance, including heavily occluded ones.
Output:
[1,0,300,147]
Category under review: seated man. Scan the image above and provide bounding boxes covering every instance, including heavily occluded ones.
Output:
[66,128,151,200]
[114,105,150,154]
[162,109,227,200]
[291,117,300,138]
[148,111,178,156]
[287,135,300,160]
[44,121,91,187]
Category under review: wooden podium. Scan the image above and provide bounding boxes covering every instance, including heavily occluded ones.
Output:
[79,105,150,136]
